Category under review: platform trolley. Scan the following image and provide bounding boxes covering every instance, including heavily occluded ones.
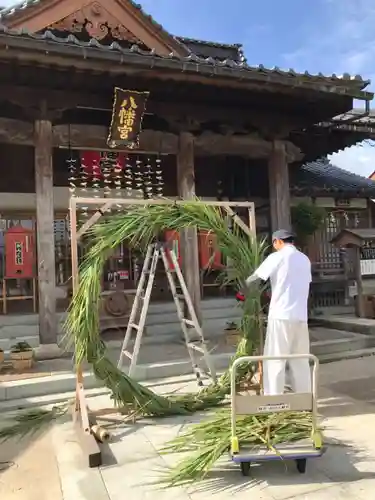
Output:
[230,354,325,476]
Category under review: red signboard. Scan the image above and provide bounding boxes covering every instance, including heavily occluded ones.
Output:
[5,226,35,278]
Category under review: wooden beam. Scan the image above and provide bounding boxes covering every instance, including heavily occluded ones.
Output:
[55,125,179,153]
[0,118,287,157]
[194,131,272,157]
[34,114,57,344]
[177,131,202,325]
[268,140,291,232]
[0,85,318,134]
[0,119,33,144]
[74,198,256,208]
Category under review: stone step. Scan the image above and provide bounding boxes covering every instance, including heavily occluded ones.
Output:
[145,305,240,326]
[1,337,374,408]
[145,316,241,337]
[0,318,240,354]
[2,326,369,357]
[4,348,375,415]
[0,299,237,330]
[0,387,110,413]
[313,316,375,335]
[310,332,375,357]
[0,374,209,413]
[0,299,239,339]
[0,352,233,403]
[2,345,375,412]
[147,297,237,315]
[318,347,375,364]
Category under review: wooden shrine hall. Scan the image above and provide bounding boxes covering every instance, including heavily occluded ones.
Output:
[0,0,374,347]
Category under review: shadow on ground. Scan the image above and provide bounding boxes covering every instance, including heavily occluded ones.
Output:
[180,439,375,496]
[0,412,53,477]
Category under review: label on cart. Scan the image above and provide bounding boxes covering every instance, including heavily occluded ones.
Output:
[257,403,290,412]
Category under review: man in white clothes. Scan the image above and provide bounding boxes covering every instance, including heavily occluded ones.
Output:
[245,229,312,395]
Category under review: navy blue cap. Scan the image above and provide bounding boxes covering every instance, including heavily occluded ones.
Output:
[272,229,295,242]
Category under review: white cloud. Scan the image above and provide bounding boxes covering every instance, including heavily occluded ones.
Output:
[284,0,375,76]
[329,143,375,178]
[283,0,375,178]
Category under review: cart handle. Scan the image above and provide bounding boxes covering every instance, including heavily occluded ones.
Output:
[231,354,318,375]
[230,354,319,397]
[230,355,320,454]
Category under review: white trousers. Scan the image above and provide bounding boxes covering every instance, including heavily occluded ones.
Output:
[263,319,311,395]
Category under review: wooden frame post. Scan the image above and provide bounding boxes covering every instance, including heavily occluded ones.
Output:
[177,132,202,324]
[268,140,291,232]
[34,108,57,344]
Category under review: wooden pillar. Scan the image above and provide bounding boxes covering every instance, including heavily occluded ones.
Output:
[34,113,57,344]
[177,131,202,324]
[354,245,365,318]
[268,140,291,232]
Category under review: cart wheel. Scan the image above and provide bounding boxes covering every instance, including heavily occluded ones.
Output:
[240,461,251,476]
[296,459,307,473]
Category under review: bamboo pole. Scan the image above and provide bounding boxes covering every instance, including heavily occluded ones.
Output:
[69,198,88,424]
[74,197,256,209]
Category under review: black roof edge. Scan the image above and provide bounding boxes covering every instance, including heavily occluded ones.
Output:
[0,27,371,99]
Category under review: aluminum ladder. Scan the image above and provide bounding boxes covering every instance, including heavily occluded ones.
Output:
[117,242,217,386]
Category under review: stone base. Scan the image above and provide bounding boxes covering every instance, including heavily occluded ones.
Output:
[34,343,65,361]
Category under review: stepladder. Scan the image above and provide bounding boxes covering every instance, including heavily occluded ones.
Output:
[117,242,217,386]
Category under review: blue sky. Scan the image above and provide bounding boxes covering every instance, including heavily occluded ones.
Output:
[2,0,375,176]
[137,0,375,177]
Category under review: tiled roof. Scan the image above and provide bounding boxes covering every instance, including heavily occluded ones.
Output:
[0,0,189,54]
[0,25,371,96]
[293,159,375,196]
[0,1,371,92]
[331,228,375,243]
[176,37,245,63]
[0,0,244,61]
[0,0,41,18]
[0,0,168,35]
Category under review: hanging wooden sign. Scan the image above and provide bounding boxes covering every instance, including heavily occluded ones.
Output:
[107,87,150,149]
[360,240,375,275]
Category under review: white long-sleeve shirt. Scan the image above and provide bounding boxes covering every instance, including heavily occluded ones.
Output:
[249,245,311,322]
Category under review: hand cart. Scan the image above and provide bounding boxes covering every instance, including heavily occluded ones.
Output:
[230,354,325,476]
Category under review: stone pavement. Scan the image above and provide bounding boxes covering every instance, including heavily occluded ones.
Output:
[1,357,375,499]
[0,429,62,500]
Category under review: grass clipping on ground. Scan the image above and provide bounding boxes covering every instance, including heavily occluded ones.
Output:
[159,409,315,486]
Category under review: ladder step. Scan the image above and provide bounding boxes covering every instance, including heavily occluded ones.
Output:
[119,244,216,385]
[129,323,140,330]
[122,350,133,359]
[182,318,196,327]
[188,343,206,354]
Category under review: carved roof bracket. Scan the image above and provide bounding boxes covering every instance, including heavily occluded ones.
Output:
[48,1,142,43]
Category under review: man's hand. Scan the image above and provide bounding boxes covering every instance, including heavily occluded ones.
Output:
[245,273,261,288]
